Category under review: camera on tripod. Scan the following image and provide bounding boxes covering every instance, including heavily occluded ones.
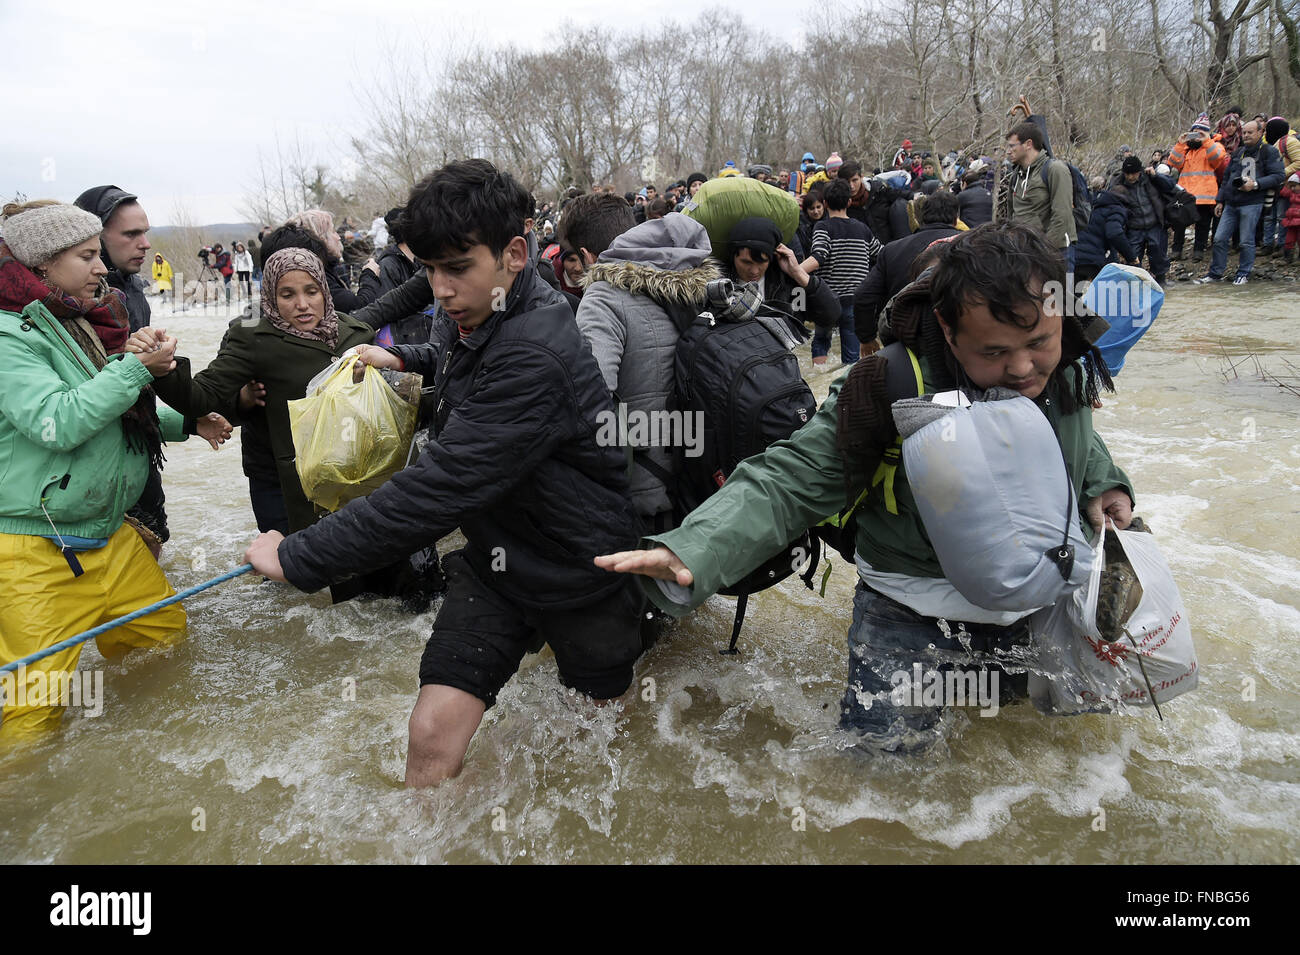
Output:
[197,246,213,264]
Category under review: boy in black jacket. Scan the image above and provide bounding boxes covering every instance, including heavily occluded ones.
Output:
[245,160,645,787]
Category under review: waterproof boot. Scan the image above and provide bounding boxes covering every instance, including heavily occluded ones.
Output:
[1171,248,1185,261]
[1094,518,1152,643]
[1191,250,1204,263]
[1284,248,1295,264]
[1259,243,1274,258]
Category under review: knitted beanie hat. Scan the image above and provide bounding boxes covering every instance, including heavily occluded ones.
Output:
[826,152,844,173]
[1191,112,1212,133]
[0,203,103,267]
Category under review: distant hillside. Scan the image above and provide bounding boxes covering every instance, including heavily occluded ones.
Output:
[151,222,258,240]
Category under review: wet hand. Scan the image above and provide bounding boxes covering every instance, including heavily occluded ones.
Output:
[137,334,178,377]
[244,530,287,583]
[126,327,164,353]
[1086,488,1133,533]
[238,379,267,411]
[594,546,693,587]
[351,344,401,381]
[196,413,233,450]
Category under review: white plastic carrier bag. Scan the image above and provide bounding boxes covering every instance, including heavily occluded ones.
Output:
[1028,527,1198,715]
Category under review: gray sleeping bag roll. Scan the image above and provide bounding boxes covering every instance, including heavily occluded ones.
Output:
[893,389,1094,611]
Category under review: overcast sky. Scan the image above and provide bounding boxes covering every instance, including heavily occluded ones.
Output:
[4,0,803,226]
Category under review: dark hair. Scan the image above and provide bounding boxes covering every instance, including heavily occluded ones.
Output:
[801,190,825,214]
[824,179,852,210]
[259,224,330,264]
[557,193,635,258]
[837,160,862,180]
[1007,121,1045,151]
[647,197,672,218]
[384,206,405,245]
[930,222,1111,412]
[401,158,529,260]
[921,189,960,225]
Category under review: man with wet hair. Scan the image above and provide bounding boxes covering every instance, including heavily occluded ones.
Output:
[596,223,1134,753]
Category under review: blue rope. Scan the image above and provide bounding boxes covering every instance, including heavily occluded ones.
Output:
[0,563,254,676]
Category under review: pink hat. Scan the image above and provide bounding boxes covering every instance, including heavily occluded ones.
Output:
[826,152,844,172]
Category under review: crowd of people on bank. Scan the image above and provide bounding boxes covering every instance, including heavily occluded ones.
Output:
[0,97,1283,781]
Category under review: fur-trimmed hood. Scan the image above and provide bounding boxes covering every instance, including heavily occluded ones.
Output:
[581,213,719,306]
[581,258,720,306]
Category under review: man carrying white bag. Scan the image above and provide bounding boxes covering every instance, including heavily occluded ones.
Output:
[895,380,1197,721]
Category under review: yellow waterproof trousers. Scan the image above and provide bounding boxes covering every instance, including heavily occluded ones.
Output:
[0,525,186,738]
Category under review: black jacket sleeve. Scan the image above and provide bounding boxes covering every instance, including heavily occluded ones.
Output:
[854,264,888,343]
[352,273,434,331]
[802,273,840,329]
[277,341,580,592]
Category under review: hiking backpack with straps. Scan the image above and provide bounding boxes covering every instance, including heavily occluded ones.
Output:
[813,340,924,563]
[657,279,821,653]
[1041,158,1093,234]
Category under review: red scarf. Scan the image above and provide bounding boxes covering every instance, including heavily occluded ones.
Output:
[0,240,130,353]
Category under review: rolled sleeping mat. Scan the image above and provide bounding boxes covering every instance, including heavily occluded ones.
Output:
[680,176,800,257]
[893,389,1094,611]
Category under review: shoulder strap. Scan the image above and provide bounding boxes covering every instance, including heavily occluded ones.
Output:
[869,342,924,515]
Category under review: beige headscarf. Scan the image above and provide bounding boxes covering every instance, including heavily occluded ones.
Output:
[260,247,339,348]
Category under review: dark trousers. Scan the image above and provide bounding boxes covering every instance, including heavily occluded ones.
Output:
[1171,205,1216,256]
[1127,225,1169,279]
[248,476,290,535]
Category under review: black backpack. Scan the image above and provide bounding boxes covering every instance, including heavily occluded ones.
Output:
[1041,158,1093,234]
[1162,187,1200,230]
[665,292,821,653]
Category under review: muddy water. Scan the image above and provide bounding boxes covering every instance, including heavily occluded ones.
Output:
[2,284,1297,864]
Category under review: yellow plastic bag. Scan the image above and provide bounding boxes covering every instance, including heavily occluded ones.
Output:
[287,354,421,512]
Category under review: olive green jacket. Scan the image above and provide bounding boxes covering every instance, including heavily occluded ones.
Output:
[644,363,1132,617]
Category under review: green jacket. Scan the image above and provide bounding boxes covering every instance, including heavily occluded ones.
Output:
[152,312,374,531]
[645,358,1132,618]
[1008,151,1078,248]
[0,301,189,539]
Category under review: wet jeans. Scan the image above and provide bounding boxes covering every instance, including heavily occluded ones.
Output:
[840,583,1031,752]
[1209,203,1263,279]
[811,296,861,364]
[1263,193,1290,248]
[1126,225,1169,279]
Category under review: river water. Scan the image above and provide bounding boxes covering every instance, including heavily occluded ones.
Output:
[2,283,1297,864]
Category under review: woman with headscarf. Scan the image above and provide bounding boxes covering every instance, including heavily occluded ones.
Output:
[0,201,227,736]
[147,248,435,606]
[149,247,374,535]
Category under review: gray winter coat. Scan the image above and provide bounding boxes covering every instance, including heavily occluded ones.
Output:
[576,214,719,526]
